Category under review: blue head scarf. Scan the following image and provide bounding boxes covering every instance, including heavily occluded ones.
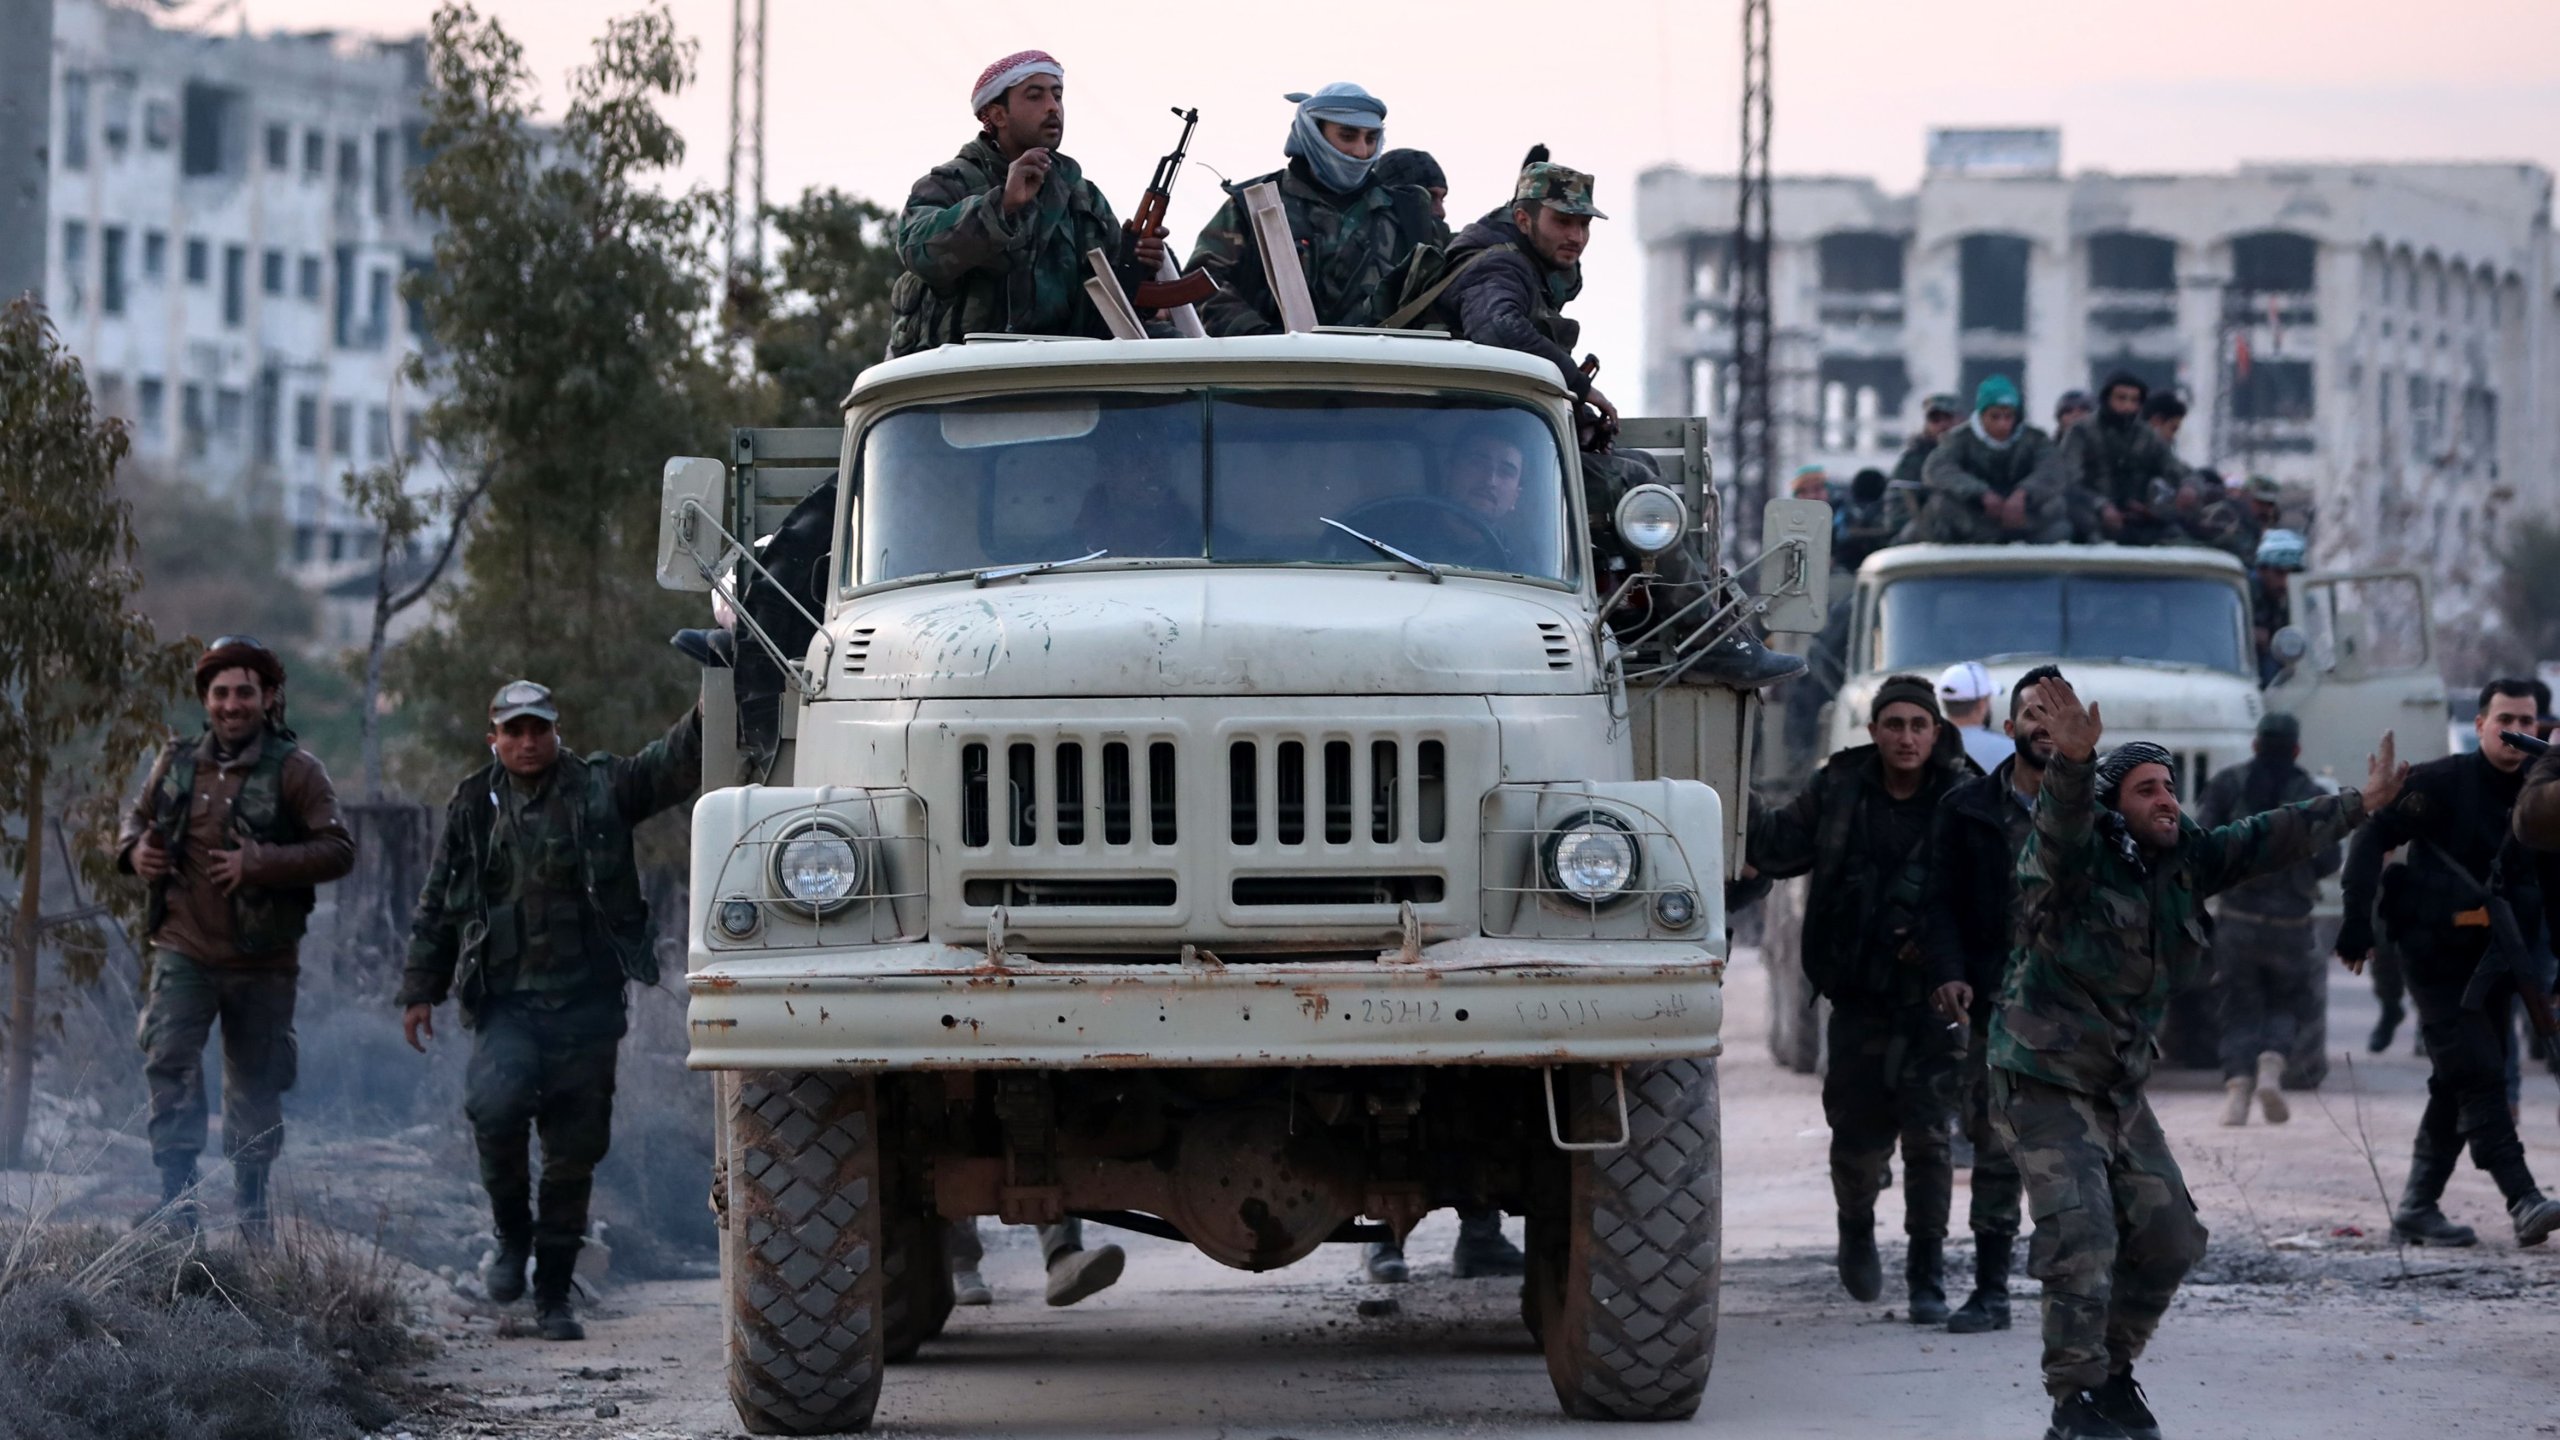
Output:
[1283,84,1386,194]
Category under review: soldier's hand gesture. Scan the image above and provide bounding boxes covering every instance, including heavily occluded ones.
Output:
[2360,730,2409,813]
[130,832,171,880]
[1002,147,1053,214]
[2031,676,2102,763]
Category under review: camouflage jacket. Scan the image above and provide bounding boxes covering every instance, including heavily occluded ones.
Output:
[2193,759,2339,919]
[2046,415,2190,541]
[1429,211,1590,402]
[1186,159,1443,336]
[1919,419,2057,506]
[1746,742,1977,1004]
[889,134,1141,356]
[1991,750,2366,1106]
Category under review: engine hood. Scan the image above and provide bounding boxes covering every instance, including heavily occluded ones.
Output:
[822,569,1598,698]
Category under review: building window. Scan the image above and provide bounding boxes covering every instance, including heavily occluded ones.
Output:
[1958,234,2030,334]
[337,137,360,190]
[221,244,246,326]
[181,82,243,178]
[1686,233,1732,301]
[181,383,207,454]
[213,387,246,449]
[1957,357,2026,408]
[2232,359,2315,422]
[184,237,208,284]
[303,128,326,176]
[60,222,85,314]
[101,226,126,316]
[138,376,165,440]
[366,405,391,459]
[2231,232,2317,294]
[62,72,90,172]
[332,244,355,345]
[294,395,318,451]
[298,254,322,300]
[144,98,176,151]
[142,230,166,281]
[1816,355,1911,450]
[95,373,125,416]
[403,254,432,338]
[264,122,289,171]
[254,372,281,462]
[2090,356,2178,397]
[101,81,130,156]
[262,248,286,296]
[1817,232,1904,294]
[366,268,391,347]
[329,400,353,457]
[372,127,395,216]
[2086,232,2176,292]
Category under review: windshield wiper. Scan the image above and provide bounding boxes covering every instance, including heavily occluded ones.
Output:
[973,549,1109,588]
[1321,518,1442,583]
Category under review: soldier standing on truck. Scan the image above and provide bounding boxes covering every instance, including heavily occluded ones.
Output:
[2051,371,2189,546]
[2248,531,2304,683]
[2194,714,2341,1128]
[117,636,354,1241]
[1426,156,1802,688]
[1744,674,1976,1321]
[1186,85,1444,336]
[887,51,1166,356]
[1992,677,2396,1440]
[2334,679,2560,1249]
[398,681,704,1341]
[1899,375,2069,545]
[1917,663,2066,1337]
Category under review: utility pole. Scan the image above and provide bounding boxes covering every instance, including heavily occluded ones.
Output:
[721,0,767,313]
[1730,0,1774,561]
[0,0,54,306]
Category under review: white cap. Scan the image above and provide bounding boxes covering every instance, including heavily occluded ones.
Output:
[1936,661,1995,705]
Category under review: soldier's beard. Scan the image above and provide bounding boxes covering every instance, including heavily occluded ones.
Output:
[2012,732,2052,770]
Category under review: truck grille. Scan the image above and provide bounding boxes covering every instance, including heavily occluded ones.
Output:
[960,738,1178,850]
[1225,737,1446,848]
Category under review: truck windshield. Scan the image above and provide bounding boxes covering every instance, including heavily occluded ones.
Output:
[850,390,1571,587]
[1872,573,2251,676]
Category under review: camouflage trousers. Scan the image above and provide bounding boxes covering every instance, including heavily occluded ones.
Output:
[1957,1017,2022,1239]
[139,950,299,1168]
[1992,1071,2209,1395]
[465,992,625,1250]
[1823,1000,1963,1240]
[2213,910,2318,1079]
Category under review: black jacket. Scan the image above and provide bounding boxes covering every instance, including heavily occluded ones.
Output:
[2193,757,2339,919]
[1916,755,2037,1014]
[1431,211,1589,403]
[2339,749,2537,985]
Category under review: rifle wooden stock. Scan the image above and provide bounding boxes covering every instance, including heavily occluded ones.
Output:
[1132,269,1215,310]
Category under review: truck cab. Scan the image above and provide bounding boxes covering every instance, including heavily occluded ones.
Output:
[658,332,1822,1433]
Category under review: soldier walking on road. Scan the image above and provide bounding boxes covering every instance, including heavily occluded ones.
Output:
[1916,663,2067,1335]
[2195,715,2340,1127]
[1746,674,1977,1322]
[2334,679,2560,1249]
[398,681,703,1341]
[116,636,354,1241]
[1992,676,2395,1440]
[887,51,1166,356]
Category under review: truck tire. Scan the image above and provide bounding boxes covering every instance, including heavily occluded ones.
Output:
[1539,1059,1723,1422]
[881,1203,952,1362]
[1761,878,1822,1074]
[724,1071,886,1436]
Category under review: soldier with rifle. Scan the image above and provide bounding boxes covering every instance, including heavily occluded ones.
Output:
[2336,678,2560,1248]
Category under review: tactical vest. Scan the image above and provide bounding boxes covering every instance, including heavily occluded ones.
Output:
[149,728,315,956]
[437,752,660,1004]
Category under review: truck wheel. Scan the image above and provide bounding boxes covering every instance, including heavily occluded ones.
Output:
[1761,878,1821,1074]
[725,1071,885,1436]
[881,1204,952,1362]
[1540,1059,1722,1422]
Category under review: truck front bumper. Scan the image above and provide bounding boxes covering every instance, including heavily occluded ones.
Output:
[685,937,1723,1070]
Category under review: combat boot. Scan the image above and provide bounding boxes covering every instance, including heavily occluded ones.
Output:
[1681,627,1806,691]
[2043,1388,2133,1440]
[138,1157,200,1236]
[2095,1371,2163,1440]
[2219,1074,2253,1126]
[668,627,734,668]
[1362,1238,1409,1283]
[1946,1232,2012,1334]
[233,1163,273,1248]
[1450,1209,1525,1278]
[484,1229,532,1304]
[2254,1051,2290,1124]
[2508,1191,2560,1248]
[1904,1236,1949,1325]
[2367,998,2404,1054]
[2392,1139,2477,1247]
[531,1242,584,1341]
[1836,1212,1882,1303]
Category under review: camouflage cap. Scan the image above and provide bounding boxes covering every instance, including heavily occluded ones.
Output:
[2243,475,2283,500]
[1922,392,1963,417]
[1513,163,1606,219]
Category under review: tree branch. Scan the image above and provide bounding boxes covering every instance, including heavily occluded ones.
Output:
[386,445,497,617]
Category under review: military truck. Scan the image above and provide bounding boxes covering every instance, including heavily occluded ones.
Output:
[655,332,1828,1433]
[1758,541,2447,1076]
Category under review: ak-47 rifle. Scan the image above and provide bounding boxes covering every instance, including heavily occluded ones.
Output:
[2431,836,2558,1042]
[2504,729,2551,758]
[1129,107,1216,311]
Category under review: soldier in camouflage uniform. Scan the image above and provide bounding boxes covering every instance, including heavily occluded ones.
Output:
[117,637,355,1242]
[399,681,703,1341]
[1884,392,1963,536]
[1899,374,2070,544]
[2048,372,2191,545]
[1185,85,1444,336]
[1991,676,2399,1440]
[1372,148,1448,223]
[1746,674,1978,1321]
[887,51,1165,356]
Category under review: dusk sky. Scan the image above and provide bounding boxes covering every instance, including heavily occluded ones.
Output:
[233,0,2560,371]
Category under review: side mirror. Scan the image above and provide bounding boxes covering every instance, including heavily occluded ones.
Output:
[657,456,727,592]
[1756,497,1831,635]
[2269,625,2309,664]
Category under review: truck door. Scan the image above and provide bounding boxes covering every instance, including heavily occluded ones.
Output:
[2263,569,2450,783]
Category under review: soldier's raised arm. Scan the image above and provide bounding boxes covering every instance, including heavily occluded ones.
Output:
[2191,732,2398,899]
[1743,773,1825,884]
[609,704,707,825]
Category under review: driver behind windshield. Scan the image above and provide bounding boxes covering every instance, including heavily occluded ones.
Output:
[1073,423,1202,559]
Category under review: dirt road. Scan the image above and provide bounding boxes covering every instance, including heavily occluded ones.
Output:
[400,950,2560,1438]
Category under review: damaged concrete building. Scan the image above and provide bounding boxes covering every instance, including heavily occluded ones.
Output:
[1640,128,2559,638]
[41,0,438,640]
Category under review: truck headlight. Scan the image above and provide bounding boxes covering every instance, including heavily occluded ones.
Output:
[772,821,864,915]
[1541,810,1639,905]
[1613,484,1687,557]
